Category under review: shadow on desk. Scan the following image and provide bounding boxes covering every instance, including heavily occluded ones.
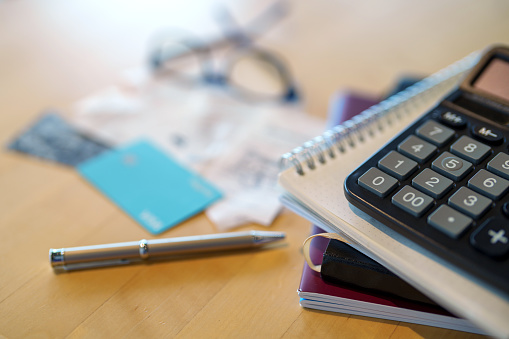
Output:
[298,308,485,339]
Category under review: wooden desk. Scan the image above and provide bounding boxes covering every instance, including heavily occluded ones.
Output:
[1,0,508,337]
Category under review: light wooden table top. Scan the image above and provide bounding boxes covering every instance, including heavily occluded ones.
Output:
[1,0,508,337]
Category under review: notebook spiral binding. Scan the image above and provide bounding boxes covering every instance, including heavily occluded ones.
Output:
[280,51,481,176]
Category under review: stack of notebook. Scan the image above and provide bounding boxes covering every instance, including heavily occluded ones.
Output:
[279,50,509,338]
[300,226,483,333]
[290,86,485,334]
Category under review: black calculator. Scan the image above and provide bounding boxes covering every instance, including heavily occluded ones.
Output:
[344,46,509,297]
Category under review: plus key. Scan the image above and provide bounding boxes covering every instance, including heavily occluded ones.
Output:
[471,218,509,258]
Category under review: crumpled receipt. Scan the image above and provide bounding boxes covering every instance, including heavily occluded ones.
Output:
[70,68,325,230]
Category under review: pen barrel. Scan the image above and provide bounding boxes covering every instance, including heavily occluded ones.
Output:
[146,233,260,257]
[50,231,285,270]
[52,241,141,266]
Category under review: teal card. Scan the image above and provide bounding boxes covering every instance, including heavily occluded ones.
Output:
[78,140,222,234]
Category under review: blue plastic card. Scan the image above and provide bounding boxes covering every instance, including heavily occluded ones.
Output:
[78,140,222,234]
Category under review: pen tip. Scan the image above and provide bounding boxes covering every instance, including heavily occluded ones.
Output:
[251,231,286,244]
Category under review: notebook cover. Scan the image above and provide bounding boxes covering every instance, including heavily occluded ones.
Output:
[321,239,437,306]
[327,91,379,128]
[300,225,453,316]
[326,78,421,129]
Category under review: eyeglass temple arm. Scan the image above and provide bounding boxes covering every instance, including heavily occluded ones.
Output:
[213,0,290,47]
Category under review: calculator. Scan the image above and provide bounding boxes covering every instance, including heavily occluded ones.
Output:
[344,46,509,297]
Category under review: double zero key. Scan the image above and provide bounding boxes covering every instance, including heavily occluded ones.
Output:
[392,186,433,217]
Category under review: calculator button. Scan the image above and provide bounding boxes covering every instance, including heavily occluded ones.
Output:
[378,151,418,180]
[398,135,437,163]
[470,218,509,258]
[468,169,509,200]
[416,120,455,146]
[358,167,398,198]
[431,152,473,181]
[438,110,467,129]
[448,187,492,219]
[392,185,434,217]
[450,136,491,164]
[427,205,472,239]
[472,125,504,146]
[487,152,509,180]
[412,168,453,199]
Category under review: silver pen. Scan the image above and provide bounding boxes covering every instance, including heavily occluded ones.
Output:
[49,230,286,272]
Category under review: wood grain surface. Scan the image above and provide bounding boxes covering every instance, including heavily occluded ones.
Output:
[1,0,508,337]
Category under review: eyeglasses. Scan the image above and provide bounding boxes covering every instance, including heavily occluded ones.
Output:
[147,1,299,103]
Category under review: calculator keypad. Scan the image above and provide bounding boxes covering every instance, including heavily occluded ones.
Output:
[448,187,492,219]
[472,125,505,145]
[416,120,455,146]
[412,168,453,198]
[487,152,509,179]
[450,136,491,164]
[428,205,472,238]
[398,135,437,163]
[378,151,417,180]
[471,219,509,258]
[391,185,433,217]
[431,152,473,181]
[439,110,467,128]
[347,107,509,295]
[468,169,509,200]
[357,167,398,197]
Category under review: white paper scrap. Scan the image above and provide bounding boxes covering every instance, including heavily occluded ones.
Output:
[69,68,325,230]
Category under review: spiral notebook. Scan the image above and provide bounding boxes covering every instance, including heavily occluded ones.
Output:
[278,50,509,339]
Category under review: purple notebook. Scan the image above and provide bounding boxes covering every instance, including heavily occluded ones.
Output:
[298,226,483,333]
[327,91,379,127]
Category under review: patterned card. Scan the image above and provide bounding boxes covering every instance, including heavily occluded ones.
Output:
[8,112,110,166]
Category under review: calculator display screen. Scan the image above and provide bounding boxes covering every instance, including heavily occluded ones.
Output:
[473,58,509,102]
